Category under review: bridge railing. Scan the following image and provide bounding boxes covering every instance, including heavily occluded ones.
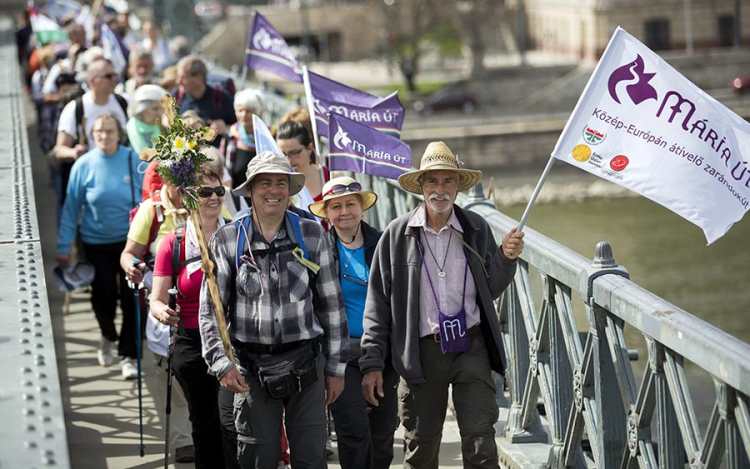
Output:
[0,15,70,468]
[355,173,750,469]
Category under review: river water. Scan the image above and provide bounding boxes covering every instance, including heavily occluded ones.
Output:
[489,167,750,429]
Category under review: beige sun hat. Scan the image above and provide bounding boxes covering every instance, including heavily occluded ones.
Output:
[232,151,306,196]
[308,176,378,218]
[398,141,482,194]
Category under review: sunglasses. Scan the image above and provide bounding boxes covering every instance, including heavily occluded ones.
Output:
[96,72,118,80]
[197,186,226,198]
[325,182,362,197]
[343,273,368,287]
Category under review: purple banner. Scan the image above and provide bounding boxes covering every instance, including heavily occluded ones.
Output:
[328,113,411,180]
[245,12,303,83]
[307,70,405,137]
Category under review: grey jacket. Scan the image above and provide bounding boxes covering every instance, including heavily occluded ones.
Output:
[359,204,516,384]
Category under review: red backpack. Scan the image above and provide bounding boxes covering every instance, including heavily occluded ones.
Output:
[128,190,166,268]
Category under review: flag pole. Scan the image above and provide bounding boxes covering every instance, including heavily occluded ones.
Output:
[302,66,323,164]
[518,155,556,232]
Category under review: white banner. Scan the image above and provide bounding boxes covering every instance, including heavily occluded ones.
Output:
[552,27,750,244]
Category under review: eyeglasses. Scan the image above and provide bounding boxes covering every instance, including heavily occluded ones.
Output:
[343,273,368,287]
[283,147,306,159]
[325,182,362,197]
[197,186,226,198]
[95,73,118,80]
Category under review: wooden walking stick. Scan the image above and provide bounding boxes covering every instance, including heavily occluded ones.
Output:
[139,95,235,364]
[191,210,235,362]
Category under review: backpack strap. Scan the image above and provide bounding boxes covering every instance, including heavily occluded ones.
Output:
[172,225,186,290]
[146,190,165,249]
[74,96,84,141]
[175,88,184,108]
[210,86,223,116]
[114,93,128,116]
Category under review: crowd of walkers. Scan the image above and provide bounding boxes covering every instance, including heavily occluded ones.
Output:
[19,8,526,469]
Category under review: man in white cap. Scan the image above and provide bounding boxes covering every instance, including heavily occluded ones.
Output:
[199,151,348,468]
[360,141,524,468]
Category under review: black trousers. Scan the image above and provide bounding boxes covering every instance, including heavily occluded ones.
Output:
[82,241,138,359]
[172,331,227,469]
[219,386,241,469]
[330,358,400,469]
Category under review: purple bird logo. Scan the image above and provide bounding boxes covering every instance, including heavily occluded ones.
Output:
[608,55,658,105]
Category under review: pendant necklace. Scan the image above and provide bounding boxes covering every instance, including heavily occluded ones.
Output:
[423,230,452,278]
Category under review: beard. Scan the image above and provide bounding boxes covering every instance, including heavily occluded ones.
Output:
[425,193,454,214]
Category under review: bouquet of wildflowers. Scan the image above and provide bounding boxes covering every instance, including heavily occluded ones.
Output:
[139,95,217,210]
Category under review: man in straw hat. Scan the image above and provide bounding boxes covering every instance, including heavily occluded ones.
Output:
[199,151,349,468]
[360,141,524,468]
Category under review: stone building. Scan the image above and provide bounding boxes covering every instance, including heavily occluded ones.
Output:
[516,0,750,62]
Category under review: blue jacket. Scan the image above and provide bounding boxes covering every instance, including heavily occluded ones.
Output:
[57,145,143,253]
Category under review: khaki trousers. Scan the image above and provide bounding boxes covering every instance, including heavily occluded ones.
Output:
[399,330,500,469]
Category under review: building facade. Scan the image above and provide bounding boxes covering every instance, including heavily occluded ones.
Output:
[518,0,749,62]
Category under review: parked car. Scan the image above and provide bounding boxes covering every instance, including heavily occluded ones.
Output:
[195,1,227,23]
[413,85,479,114]
[730,75,750,94]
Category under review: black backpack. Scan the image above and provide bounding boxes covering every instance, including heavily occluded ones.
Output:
[74,93,130,146]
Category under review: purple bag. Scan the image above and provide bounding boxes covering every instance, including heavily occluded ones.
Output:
[419,239,471,354]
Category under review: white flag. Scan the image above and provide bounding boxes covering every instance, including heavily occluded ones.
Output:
[251,115,317,217]
[552,27,750,244]
[99,22,127,76]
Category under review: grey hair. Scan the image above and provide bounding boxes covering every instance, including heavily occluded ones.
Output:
[234,88,264,113]
[90,111,125,144]
[129,48,153,64]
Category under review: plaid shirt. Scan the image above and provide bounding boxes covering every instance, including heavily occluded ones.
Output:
[199,214,349,379]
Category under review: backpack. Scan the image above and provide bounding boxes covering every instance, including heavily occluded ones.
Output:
[74,93,129,145]
[171,224,202,293]
[224,210,320,314]
[175,85,228,118]
[128,190,166,269]
[233,209,319,277]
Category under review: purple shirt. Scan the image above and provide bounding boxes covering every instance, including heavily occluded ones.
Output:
[408,203,480,337]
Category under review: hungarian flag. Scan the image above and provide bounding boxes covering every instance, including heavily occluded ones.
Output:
[328,112,411,180]
[305,69,405,138]
[245,12,303,83]
[29,4,69,45]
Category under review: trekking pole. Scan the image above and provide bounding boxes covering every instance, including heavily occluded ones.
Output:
[129,259,146,457]
[164,287,178,468]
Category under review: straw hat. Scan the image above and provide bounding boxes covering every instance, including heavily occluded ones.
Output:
[232,151,306,196]
[308,176,378,218]
[398,141,482,194]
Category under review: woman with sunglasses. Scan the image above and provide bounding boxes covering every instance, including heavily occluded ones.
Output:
[308,177,400,469]
[149,167,230,469]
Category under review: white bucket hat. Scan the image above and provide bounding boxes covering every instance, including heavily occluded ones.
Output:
[130,84,169,118]
[232,151,306,197]
[52,261,95,292]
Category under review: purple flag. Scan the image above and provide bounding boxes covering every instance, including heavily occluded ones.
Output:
[245,12,303,83]
[328,113,411,180]
[307,70,405,137]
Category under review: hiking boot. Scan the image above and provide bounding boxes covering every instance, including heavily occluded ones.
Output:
[97,336,117,367]
[175,445,194,463]
[120,357,138,379]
